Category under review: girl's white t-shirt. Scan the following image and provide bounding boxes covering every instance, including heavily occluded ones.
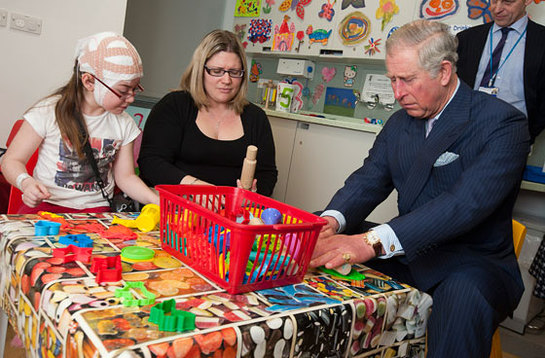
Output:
[24,96,141,209]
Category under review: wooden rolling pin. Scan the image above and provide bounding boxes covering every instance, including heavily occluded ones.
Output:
[240,145,258,190]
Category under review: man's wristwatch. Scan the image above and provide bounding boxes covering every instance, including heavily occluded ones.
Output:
[363,231,383,257]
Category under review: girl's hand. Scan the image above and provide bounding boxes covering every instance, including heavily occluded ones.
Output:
[21,177,50,207]
[236,178,257,193]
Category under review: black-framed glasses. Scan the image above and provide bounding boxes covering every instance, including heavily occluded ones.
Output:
[204,65,245,78]
[89,73,144,99]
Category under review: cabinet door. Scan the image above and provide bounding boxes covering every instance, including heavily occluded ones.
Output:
[284,122,398,223]
[268,116,298,202]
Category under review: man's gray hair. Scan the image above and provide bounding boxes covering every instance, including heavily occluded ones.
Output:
[386,20,458,77]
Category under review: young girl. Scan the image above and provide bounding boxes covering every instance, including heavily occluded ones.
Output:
[1,32,159,213]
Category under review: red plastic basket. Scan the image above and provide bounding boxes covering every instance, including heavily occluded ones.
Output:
[156,185,327,294]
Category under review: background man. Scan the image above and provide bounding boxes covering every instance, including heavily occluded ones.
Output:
[311,20,530,357]
[457,0,545,142]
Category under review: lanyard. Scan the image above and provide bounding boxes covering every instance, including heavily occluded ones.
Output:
[487,26,526,87]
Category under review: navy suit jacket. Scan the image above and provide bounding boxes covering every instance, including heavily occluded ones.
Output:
[325,82,529,311]
[456,19,545,142]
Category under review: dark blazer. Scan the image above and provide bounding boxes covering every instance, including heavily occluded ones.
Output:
[456,19,545,142]
[325,82,529,313]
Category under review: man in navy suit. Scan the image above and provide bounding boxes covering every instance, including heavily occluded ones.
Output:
[310,20,530,357]
[456,0,545,143]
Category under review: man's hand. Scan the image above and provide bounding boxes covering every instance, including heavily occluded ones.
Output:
[310,232,376,269]
[318,215,339,240]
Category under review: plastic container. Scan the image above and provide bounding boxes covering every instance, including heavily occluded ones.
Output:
[156,185,327,294]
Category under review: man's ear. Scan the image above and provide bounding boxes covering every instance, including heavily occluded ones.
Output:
[80,73,95,92]
[439,60,453,86]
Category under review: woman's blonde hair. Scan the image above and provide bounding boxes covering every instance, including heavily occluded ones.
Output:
[180,29,248,114]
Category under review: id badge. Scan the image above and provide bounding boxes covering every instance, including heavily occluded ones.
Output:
[478,86,499,97]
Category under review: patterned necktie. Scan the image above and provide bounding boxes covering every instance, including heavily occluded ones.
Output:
[479,27,512,87]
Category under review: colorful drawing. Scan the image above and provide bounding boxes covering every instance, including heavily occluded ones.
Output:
[263,0,276,13]
[364,37,382,56]
[420,0,459,20]
[338,11,370,45]
[291,79,305,112]
[272,15,296,51]
[235,0,262,17]
[249,60,262,82]
[234,24,247,41]
[321,66,336,83]
[324,87,358,117]
[306,25,333,46]
[313,83,325,104]
[376,0,399,31]
[295,30,305,52]
[279,0,313,20]
[247,19,272,44]
[466,0,492,23]
[341,0,366,10]
[319,0,336,22]
[344,65,357,87]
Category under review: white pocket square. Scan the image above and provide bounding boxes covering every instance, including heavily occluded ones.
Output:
[434,152,459,167]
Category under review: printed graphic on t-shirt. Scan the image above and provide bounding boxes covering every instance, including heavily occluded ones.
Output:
[55,137,119,192]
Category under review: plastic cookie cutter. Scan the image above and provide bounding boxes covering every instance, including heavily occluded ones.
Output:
[52,245,92,264]
[59,234,93,248]
[35,220,61,236]
[90,255,123,283]
[111,204,160,232]
[38,211,70,229]
[120,246,155,263]
[319,266,366,281]
[115,281,156,307]
[149,299,196,332]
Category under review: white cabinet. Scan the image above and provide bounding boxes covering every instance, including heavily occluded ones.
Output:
[269,115,398,224]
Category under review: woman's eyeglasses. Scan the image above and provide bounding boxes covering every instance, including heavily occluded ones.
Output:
[204,65,244,78]
[89,73,144,99]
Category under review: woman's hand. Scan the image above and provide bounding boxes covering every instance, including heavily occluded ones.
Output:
[236,178,257,192]
[20,177,50,207]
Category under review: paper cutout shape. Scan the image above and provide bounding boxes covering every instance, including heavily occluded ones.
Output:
[364,37,382,56]
[466,0,492,23]
[344,65,357,87]
[342,0,365,10]
[263,0,276,13]
[234,24,247,41]
[321,67,336,83]
[420,0,459,20]
[319,0,336,22]
[376,0,399,31]
[248,19,272,44]
[324,87,358,117]
[291,79,305,112]
[338,11,370,45]
[279,0,312,20]
[272,15,296,51]
[313,83,325,104]
[306,25,332,46]
[235,0,262,17]
[249,59,262,82]
[295,30,305,52]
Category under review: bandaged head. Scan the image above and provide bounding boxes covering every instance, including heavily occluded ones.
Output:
[75,32,143,105]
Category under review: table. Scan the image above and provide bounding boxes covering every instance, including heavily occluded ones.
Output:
[0,212,431,358]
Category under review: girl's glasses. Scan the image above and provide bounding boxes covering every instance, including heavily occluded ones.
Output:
[89,73,144,99]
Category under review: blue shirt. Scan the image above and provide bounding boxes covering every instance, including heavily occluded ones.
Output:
[475,16,527,116]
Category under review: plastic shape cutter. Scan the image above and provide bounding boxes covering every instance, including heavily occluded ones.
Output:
[52,245,92,264]
[149,299,196,332]
[90,255,123,283]
[115,281,156,307]
[59,234,93,248]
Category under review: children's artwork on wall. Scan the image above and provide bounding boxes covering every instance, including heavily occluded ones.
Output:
[341,0,366,10]
[323,87,358,117]
[466,0,492,23]
[343,65,357,87]
[263,0,276,14]
[387,26,399,38]
[420,0,459,20]
[248,19,273,44]
[289,79,305,112]
[295,31,305,52]
[321,66,336,83]
[338,12,370,46]
[312,83,325,105]
[364,37,381,56]
[376,0,399,31]
[306,26,333,47]
[235,0,262,17]
[249,60,263,82]
[273,15,296,51]
[234,24,247,41]
[279,0,313,20]
[319,0,336,22]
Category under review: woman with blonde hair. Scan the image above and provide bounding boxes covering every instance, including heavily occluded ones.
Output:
[138,29,277,196]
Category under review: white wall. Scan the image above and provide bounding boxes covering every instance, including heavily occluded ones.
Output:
[0,0,128,147]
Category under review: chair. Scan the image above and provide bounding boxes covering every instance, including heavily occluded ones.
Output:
[6,120,39,214]
[489,219,527,358]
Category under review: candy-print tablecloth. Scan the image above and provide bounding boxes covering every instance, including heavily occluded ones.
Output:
[0,213,431,358]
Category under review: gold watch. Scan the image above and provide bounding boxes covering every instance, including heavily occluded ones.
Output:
[364,231,383,257]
